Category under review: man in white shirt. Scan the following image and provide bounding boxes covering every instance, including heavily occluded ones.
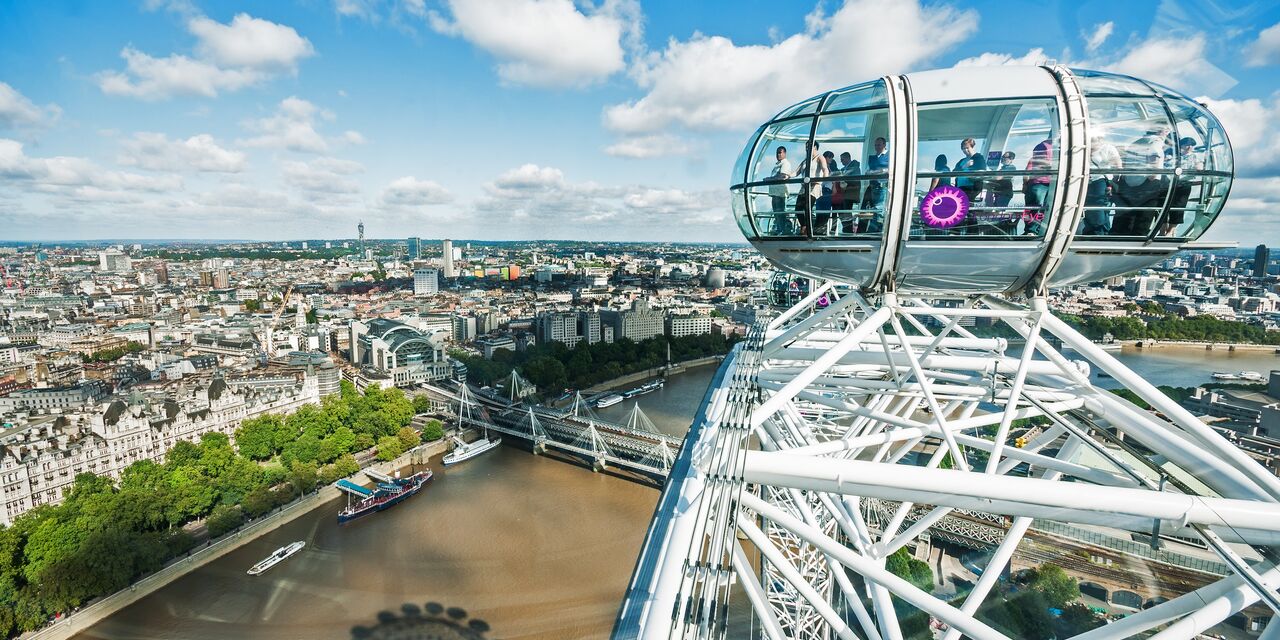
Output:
[769,146,793,213]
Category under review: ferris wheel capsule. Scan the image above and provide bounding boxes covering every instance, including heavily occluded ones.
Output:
[730,66,1234,294]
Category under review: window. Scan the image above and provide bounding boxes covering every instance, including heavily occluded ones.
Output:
[1077,97,1174,238]
[743,118,811,237]
[806,106,892,236]
[909,99,1059,239]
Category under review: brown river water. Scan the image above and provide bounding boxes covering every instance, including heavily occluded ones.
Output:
[75,366,718,640]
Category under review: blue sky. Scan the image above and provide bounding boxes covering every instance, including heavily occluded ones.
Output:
[1,0,1279,243]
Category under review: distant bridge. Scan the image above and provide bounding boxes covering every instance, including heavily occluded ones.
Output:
[418,376,682,478]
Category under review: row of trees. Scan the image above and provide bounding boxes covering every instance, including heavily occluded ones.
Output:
[1062,312,1280,345]
[82,341,145,363]
[0,381,441,638]
[455,333,738,394]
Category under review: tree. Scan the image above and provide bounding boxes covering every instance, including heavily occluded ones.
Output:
[354,432,375,451]
[242,486,274,519]
[235,415,281,460]
[396,426,420,450]
[206,504,244,538]
[1029,563,1080,609]
[376,436,403,462]
[422,419,445,442]
[412,394,432,414]
[885,547,934,593]
[287,461,319,495]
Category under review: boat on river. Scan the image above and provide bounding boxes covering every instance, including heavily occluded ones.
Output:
[595,393,623,408]
[442,434,501,465]
[1212,370,1265,382]
[622,379,664,399]
[336,468,432,524]
[247,541,305,575]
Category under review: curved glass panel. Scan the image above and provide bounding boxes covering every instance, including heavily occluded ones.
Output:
[1072,68,1156,96]
[730,125,763,186]
[1078,97,1174,238]
[821,80,889,112]
[731,187,756,239]
[746,118,812,236]
[811,106,892,236]
[774,95,823,120]
[908,99,1059,239]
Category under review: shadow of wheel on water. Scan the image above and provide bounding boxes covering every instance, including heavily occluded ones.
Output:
[350,601,491,639]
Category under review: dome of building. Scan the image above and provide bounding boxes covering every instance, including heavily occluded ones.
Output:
[730,66,1234,294]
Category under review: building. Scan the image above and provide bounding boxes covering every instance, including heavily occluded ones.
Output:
[348,318,450,388]
[451,314,477,343]
[213,268,230,289]
[97,251,131,272]
[0,381,111,413]
[705,267,726,289]
[0,375,318,526]
[413,268,439,295]
[666,314,713,338]
[442,239,455,278]
[602,299,666,342]
[407,237,421,260]
[1256,244,1270,278]
[537,311,581,348]
[1125,276,1166,299]
[475,335,516,359]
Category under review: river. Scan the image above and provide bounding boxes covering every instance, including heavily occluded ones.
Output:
[73,346,1274,640]
[74,366,717,640]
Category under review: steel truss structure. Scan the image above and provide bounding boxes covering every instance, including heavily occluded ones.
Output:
[616,284,1280,639]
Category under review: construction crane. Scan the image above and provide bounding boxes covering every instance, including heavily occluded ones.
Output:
[260,283,293,356]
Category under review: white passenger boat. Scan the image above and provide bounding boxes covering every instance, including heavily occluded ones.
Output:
[442,429,501,466]
[1212,370,1265,382]
[595,393,623,408]
[247,541,305,576]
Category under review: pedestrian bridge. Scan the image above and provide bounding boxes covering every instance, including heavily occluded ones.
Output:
[418,378,682,478]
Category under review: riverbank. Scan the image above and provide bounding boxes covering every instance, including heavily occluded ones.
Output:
[582,355,723,395]
[1120,339,1280,353]
[24,438,449,640]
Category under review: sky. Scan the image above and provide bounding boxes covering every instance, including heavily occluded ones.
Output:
[1,0,1279,244]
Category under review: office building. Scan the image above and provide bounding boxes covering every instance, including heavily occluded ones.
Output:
[537,311,581,348]
[408,237,421,259]
[98,251,131,272]
[413,268,439,295]
[442,239,455,278]
[666,315,713,338]
[602,299,666,343]
[452,314,477,343]
[1256,244,1270,278]
[348,318,451,388]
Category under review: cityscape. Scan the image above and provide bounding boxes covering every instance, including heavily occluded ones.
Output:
[3,1,1280,640]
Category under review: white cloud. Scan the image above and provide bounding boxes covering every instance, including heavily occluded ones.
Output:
[0,82,61,130]
[342,130,367,145]
[118,132,247,172]
[1198,94,1280,177]
[471,163,727,235]
[1084,21,1114,53]
[1245,22,1280,67]
[604,133,693,158]
[97,13,312,100]
[378,176,453,206]
[240,97,333,153]
[954,48,1049,68]
[604,0,977,134]
[280,157,364,194]
[427,0,638,87]
[98,48,263,100]
[1105,34,1235,96]
[189,13,314,70]
[0,138,180,194]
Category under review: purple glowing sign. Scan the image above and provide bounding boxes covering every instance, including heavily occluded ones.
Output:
[920,185,969,229]
[816,294,831,308]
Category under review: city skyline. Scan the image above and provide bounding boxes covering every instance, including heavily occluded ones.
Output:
[3,0,1280,243]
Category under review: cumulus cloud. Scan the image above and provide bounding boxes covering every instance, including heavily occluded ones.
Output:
[378,176,453,207]
[604,0,976,134]
[1084,21,1114,53]
[1106,34,1235,96]
[0,82,61,130]
[603,133,696,158]
[1198,94,1280,177]
[240,97,334,153]
[954,48,1049,68]
[280,156,364,194]
[0,138,180,195]
[471,163,726,236]
[427,0,639,87]
[118,132,247,172]
[98,13,313,100]
[189,13,315,69]
[1245,22,1280,67]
